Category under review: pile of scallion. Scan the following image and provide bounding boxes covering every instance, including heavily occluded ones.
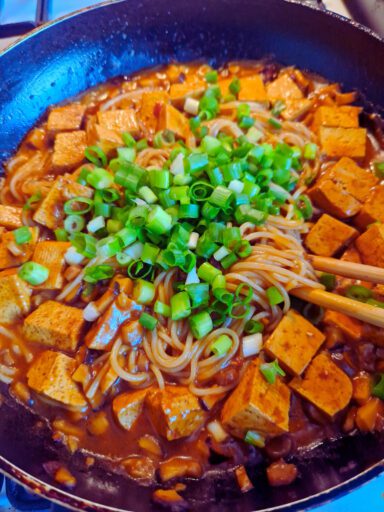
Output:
[19,75,316,340]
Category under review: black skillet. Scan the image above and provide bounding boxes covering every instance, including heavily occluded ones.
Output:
[0,0,383,510]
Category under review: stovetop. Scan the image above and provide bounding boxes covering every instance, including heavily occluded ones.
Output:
[0,1,383,511]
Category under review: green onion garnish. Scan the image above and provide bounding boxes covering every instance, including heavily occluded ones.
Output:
[64,197,93,215]
[210,334,232,356]
[154,300,171,317]
[171,291,191,320]
[84,264,114,283]
[18,261,49,285]
[244,320,264,334]
[373,374,384,400]
[205,70,218,84]
[85,145,107,167]
[260,359,286,384]
[303,143,318,160]
[244,430,265,448]
[345,284,373,302]
[189,311,213,339]
[266,286,284,306]
[23,191,42,211]
[13,226,32,245]
[86,167,114,190]
[64,214,85,233]
[319,273,336,291]
[133,279,155,305]
[139,312,158,330]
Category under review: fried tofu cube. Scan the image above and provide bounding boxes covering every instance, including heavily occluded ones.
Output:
[319,127,367,158]
[138,90,170,134]
[169,82,205,105]
[266,74,303,102]
[305,214,358,257]
[324,157,378,203]
[158,104,190,140]
[32,241,70,290]
[0,227,39,270]
[146,386,206,440]
[121,320,144,347]
[0,274,31,323]
[23,300,85,352]
[290,353,352,417]
[355,186,384,229]
[221,359,290,438]
[94,124,123,156]
[33,175,93,230]
[281,98,312,121]
[85,295,143,350]
[97,109,139,137]
[47,104,86,132]
[323,310,363,341]
[308,180,361,219]
[52,131,87,169]
[264,309,325,376]
[356,224,384,268]
[27,350,86,408]
[112,389,148,431]
[313,106,361,131]
[238,75,268,103]
[0,205,22,229]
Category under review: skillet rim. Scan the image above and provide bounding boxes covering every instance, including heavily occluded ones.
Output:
[0,0,383,510]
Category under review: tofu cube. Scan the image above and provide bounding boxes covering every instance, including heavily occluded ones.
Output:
[356,223,384,268]
[157,104,190,140]
[290,353,352,417]
[323,310,363,341]
[52,131,87,169]
[47,104,86,132]
[305,214,358,257]
[0,227,39,270]
[112,389,148,431]
[318,127,367,158]
[0,205,23,229]
[32,241,71,290]
[355,186,384,229]
[146,386,206,440]
[308,179,361,219]
[169,82,205,105]
[94,124,123,156]
[238,75,268,103]
[324,157,378,203]
[121,320,144,347]
[85,295,143,350]
[266,74,303,102]
[264,309,325,376]
[23,300,85,352]
[139,90,170,134]
[33,175,93,230]
[27,350,86,408]
[97,109,139,137]
[221,358,290,438]
[0,274,31,323]
[281,98,312,121]
[313,106,361,131]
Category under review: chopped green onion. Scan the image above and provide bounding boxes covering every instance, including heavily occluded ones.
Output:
[374,161,384,179]
[235,283,253,304]
[64,197,93,215]
[138,186,157,204]
[345,284,373,302]
[23,192,42,211]
[54,228,68,241]
[268,117,282,129]
[133,279,155,305]
[85,146,107,167]
[185,283,209,308]
[122,132,136,147]
[153,129,175,148]
[189,311,213,339]
[64,214,85,233]
[116,227,137,248]
[209,186,233,209]
[303,143,318,160]
[205,70,218,83]
[13,226,32,245]
[118,147,136,163]
[149,170,171,189]
[99,188,121,203]
[244,320,264,334]
[373,374,384,399]
[84,264,114,283]
[171,291,191,320]
[366,298,384,308]
[229,301,250,319]
[210,334,232,356]
[146,206,173,235]
[141,242,160,264]
[18,261,49,285]
[154,300,171,317]
[260,359,286,384]
[212,274,226,290]
[197,262,221,284]
[229,77,240,95]
[266,286,284,306]
[127,260,152,279]
[271,100,286,117]
[244,430,265,448]
[139,312,158,330]
[70,233,97,258]
[86,167,114,190]
[296,195,313,220]
[221,252,239,269]
[319,273,336,291]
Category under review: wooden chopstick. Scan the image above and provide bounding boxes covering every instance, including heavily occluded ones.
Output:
[291,287,384,328]
[309,255,384,285]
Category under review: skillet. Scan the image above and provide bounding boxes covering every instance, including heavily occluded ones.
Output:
[0,0,383,510]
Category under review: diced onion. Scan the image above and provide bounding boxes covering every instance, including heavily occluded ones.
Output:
[65,246,85,265]
[207,420,228,443]
[185,266,200,285]
[228,179,244,194]
[170,152,185,176]
[87,216,105,234]
[184,97,199,115]
[187,231,199,249]
[83,302,101,322]
[213,246,231,262]
[242,333,263,358]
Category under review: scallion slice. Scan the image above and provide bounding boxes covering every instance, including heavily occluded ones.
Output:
[18,261,49,285]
